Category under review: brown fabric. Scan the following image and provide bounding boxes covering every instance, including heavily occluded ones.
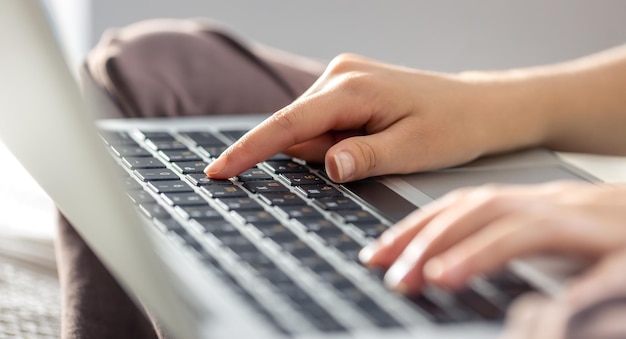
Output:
[57,19,323,339]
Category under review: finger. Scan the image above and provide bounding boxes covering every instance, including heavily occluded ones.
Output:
[284,130,364,163]
[323,118,422,182]
[369,188,519,293]
[423,213,553,290]
[567,248,626,311]
[205,92,370,178]
[499,293,549,339]
[359,196,455,267]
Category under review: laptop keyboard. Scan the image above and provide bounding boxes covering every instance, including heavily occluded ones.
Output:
[99,128,534,335]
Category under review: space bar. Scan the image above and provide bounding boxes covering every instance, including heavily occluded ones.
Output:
[342,180,417,223]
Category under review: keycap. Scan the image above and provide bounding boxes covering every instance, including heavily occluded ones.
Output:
[258,192,306,206]
[333,210,379,223]
[198,145,228,158]
[99,131,136,145]
[158,150,201,162]
[172,161,209,174]
[134,168,180,181]
[215,197,263,211]
[219,129,248,142]
[185,174,231,186]
[277,205,324,219]
[235,211,279,224]
[147,180,194,194]
[161,192,208,206]
[122,157,165,169]
[264,160,309,174]
[176,205,223,220]
[201,185,247,198]
[242,180,289,193]
[145,139,187,151]
[237,168,273,182]
[136,131,174,140]
[314,196,361,211]
[180,131,226,146]
[111,145,152,157]
[252,223,298,241]
[280,173,324,186]
[126,190,155,204]
[296,184,342,198]
[138,203,171,219]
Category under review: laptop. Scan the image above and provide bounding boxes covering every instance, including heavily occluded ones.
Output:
[0,1,599,338]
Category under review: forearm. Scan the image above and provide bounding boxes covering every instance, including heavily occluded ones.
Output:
[461,45,626,156]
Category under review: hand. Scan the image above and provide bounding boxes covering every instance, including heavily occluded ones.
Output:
[205,53,545,182]
[500,247,626,339]
[359,182,626,295]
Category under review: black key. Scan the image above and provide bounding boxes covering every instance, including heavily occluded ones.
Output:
[99,131,136,145]
[408,294,455,323]
[122,177,142,191]
[277,205,323,219]
[162,192,208,206]
[298,254,336,273]
[201,185,247,198]
[147,180,193,194]
[127,190,155,204]
[252,223,299,241]
[136,131,174,140]
[122,157,165,169]
[176,205,223,220]
[198,145,229,158]
[153,218,183,233]
[264,160,309,174]
[235,211,279,224]
[138,203,171,219]
[487,271,534,301]
[324,233,361,250]
[180,131,226,146]
[237,168,273,182]
[219,129,248,142]
[333,209,379,223]
[172,161,209,174]
[280,173,324,186]
[145,139,187,151]
[455,288,504,320]
[158,150,201,162]
[296,184,342,198]
[258,192,306,206]
[134,168,179,181]
[185,174,231,186]
[357,222,389,238]
[215,197,263,211]
[351,293,402,328]
[314,196,361,211]
[192,219,238,237]
[111,145,151,157]
[296,218,339,233]
[243,180,289,193]
[277,238,312,257]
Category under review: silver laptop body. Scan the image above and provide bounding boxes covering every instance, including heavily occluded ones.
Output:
[0,1,598,338]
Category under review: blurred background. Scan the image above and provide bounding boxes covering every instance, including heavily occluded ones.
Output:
[4,0,626,249]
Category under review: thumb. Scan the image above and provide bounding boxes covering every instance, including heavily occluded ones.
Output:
[324,129,414,182]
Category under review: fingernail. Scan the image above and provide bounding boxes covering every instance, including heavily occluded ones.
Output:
[384,261,411,291]
[204,157,226,177]
[358,243,379,264]
[333,151,355,181]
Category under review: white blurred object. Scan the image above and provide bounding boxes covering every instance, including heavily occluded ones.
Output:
[45,0,91,74]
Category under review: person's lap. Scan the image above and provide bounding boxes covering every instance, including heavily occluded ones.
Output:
[57,18,323,339]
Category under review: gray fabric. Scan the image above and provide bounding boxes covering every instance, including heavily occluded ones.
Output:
[57,18,323,339]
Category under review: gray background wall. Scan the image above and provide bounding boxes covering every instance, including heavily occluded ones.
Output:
[91,0,626,72]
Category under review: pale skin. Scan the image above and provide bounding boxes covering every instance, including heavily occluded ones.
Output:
[205,46,626,337]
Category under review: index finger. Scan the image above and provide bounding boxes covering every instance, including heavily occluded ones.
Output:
[204,93,366,178]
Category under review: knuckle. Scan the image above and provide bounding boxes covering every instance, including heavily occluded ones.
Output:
[352,140,378,173]
[327,53,369,76]
[269,109,299,144]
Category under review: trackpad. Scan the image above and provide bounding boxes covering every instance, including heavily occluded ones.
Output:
[404,166,587,200]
